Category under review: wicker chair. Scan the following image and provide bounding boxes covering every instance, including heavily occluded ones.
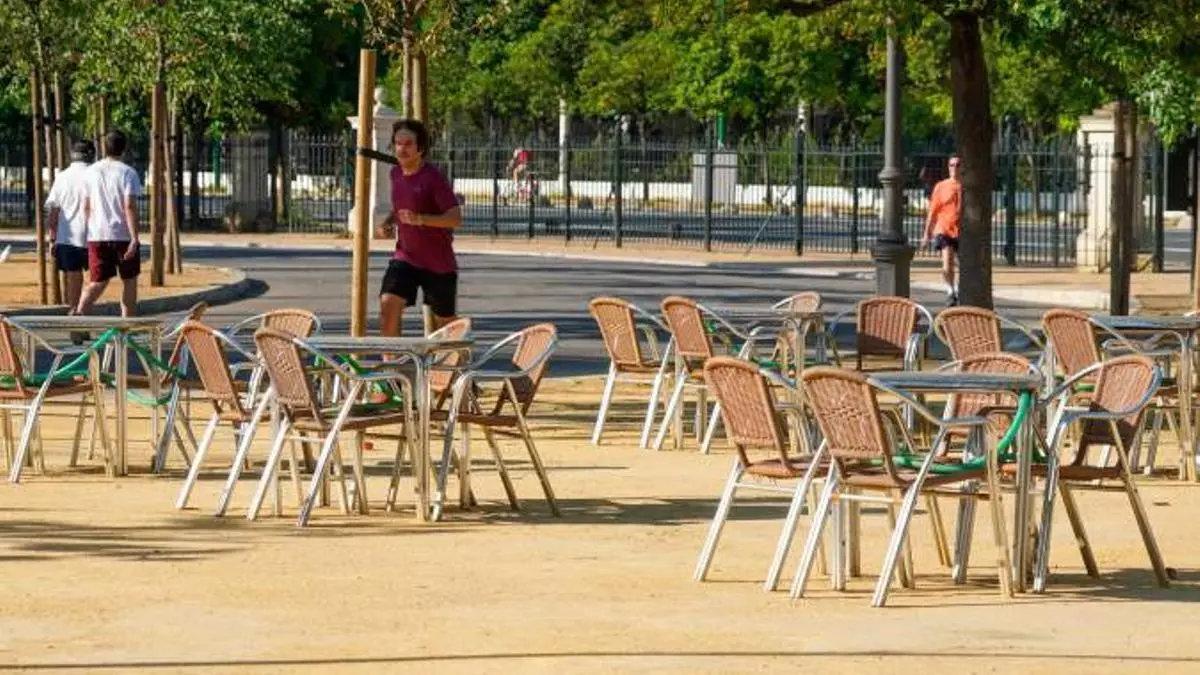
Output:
[934,306,1044,363]
[588,297,671,447]
[767,292,825,375]
[249,327,416,526]
[433,323,560,519]
[2,316,110,482]
[790,366,1012,607]
[653,296,769,453]
[1018,354,1169,591]
[831,296,932,372]
[694,357,824,590]
[173,321,272,514]
[773,292,822,314]
[227,308,322,340]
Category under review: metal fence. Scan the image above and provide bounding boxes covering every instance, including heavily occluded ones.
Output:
[0,130,1169,268]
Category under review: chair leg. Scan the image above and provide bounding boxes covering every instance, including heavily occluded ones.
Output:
[215,394,270,517]
[246,419,292,521]
[482,428,519,510]
[590,363,619,445]
[286,438,304,508]
[951,486,977,584]
[926,494,952,568]
[329,441,351,516]
[9,391,48,483]
[0,409,12,471]
[1121,474,1170,587]
[1058,483,1099,577]
[352,431,370,515]
[295,393,359,527]
[652,377,688,451]
[1032,452,1062,594]
[699,402,723,455]
[830,498,846,591]
[790,468,838,600]
[458,422,473,509]
[764,463,822,592]
[872,482,926,607]
[174,412,221,509]
[513,406,560,517]
[884,496,913,590]
[1142,409,1165,476]
[69,395,88,467]
[639,363,669,449]
[693,459,743,582]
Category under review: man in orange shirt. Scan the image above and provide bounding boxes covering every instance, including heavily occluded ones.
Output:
[920,155,962,306]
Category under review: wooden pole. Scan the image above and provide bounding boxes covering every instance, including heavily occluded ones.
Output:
[1109,100,1130,315]
[413,50,434,335]
[350,49,377,337]
[163,98,181,275]
[150,80,167,286]
[30,69,49,305]
[53,72,68,168]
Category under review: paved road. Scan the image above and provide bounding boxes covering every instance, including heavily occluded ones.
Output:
[183,245,1058,377]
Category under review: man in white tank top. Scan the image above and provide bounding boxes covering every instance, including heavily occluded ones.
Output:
[77,130,143,317]
[46,140,95,312]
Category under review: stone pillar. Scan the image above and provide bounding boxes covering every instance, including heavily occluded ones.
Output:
[1075,104,1147,270]
[347,86,400,233]
[224,131,271,232]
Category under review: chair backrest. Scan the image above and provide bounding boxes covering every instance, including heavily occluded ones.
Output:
[703,357,790,469]
[948,351,1032,419]
[661,296,712,360]
[163,301,210,372]
[0,318,27,397]
[589,297,646,368]
[1042,308,1099,379]
[801,366,896,479]
[495,323,557,415]
[1079,354,1158,459]
[179,320,245,419]
[776,292,822,314]
[856,296,920,361]
[934,306,1001,361]
[254,327,321,421]
[429,316,472,397]
[262,309,320,338]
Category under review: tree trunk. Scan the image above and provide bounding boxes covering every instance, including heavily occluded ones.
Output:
[40,75,57,186]
[414,50,429,122]
[189,117,204,229]
[639,118,649,205]
[53,72,68,169]
[1109,100,1131,314]
[401,35,414,118]
[163,101,181,275]
[150,80,166,286]
[948,12,994,308]
[30,69,48,305]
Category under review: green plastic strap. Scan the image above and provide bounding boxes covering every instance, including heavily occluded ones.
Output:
[0,328,120,389]
[126,338,186,379]
[335,354,405,405]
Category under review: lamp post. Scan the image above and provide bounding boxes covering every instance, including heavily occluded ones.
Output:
[872,23,913,297]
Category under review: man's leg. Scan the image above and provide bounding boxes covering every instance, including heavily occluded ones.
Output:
[64,271,83,313]
[380,293,407,337]
[941,245,957,302]
[76,279,109,315]
[120,277,138,317]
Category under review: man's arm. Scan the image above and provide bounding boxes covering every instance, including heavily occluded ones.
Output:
[920,188,938,246]
[404,206,462,230]
[46,207,61,249]
[122,196,140,260]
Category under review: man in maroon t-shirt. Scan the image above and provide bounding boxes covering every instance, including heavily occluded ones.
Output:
[376,119,462,336]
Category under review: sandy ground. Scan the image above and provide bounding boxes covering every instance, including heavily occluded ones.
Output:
[2,376,1200,673]
[0,253,236,308]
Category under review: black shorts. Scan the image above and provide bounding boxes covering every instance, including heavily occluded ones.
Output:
[54,244,88,272]
[933,234,959,252]
[380,260,458,317]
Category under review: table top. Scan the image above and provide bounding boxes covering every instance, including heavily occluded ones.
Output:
[708,306,824,320]
[1092,315,1200,332]
[306,335,474,356]
[870,371,1043,393]
[9,315,164,331]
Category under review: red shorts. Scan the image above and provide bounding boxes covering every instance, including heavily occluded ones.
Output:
[88,241,141,283]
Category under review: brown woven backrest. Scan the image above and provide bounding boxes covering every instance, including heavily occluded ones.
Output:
[254,327,320,417]
[429,316,472,396]
[589,297,644,367]
[782,292,822,314]
[262,309,319,338]
[949,352,1031,418]
[1080,355,1157,458]
[801,367,894,477]
[0,318,26,396]
[661,296,712,360]
[857,296,919,359]
[934,306,1001,361]
[164,301,210,374]
[704,357,789,468]
[495,323,557,414]
[1042,308,1099,378]
[179,320,244,417]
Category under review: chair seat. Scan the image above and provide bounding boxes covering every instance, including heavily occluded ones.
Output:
[999,462,1120,481]
[431,409,519,428]
[745,457,827,480]
[841,463,985,490]
[616,361,664,374]
[293,405,409,432]
[0,379,93,399]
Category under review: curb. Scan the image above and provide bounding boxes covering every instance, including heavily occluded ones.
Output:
[912,281,1121,311]
[1,267,254,317]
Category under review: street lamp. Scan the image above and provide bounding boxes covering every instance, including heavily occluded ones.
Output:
[872,22,913,297]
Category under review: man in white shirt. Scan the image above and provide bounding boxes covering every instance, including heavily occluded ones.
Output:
[77,130,143,317]
[45,140,95,312]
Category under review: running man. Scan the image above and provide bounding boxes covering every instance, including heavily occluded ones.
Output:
[377,119,462,337]
[920,155,962,306]
[506,147,530,200]
[77,130,143,317]
[46,140,95,312]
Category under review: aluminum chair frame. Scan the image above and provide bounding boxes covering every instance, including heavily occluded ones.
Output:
[588,297,673,448]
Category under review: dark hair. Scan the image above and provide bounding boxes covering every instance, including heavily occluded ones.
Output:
[71,139,95,162]
[392,119,430,156]
[104,130,127,158]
